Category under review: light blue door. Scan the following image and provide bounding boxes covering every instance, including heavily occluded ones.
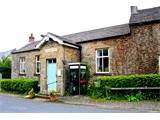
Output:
[47,59,56,92]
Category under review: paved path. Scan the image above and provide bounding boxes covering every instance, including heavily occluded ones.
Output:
[0,94,151,113]
[58,96,160,112]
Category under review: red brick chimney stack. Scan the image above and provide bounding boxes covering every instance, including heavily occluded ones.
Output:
[29,33,35,43]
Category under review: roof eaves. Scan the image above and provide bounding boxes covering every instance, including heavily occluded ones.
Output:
[130,19,160,25]
[47,32,80,49]
[12,48,40,54]
[76,32,131,44]
[63,24,130,43]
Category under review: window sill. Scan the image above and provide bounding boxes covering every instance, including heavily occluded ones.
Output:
[94,72,112,76]
[34,73,40,76]
[19,73,26,76]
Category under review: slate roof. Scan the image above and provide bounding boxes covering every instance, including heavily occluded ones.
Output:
[47,32,80,47]
[13,6,160,53]
[63,24,130,43]
[12,41,41,53]
[130,6,160,24]
[12,33,80,53]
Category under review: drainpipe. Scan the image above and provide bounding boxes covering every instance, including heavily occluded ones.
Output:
[79,45,82,62]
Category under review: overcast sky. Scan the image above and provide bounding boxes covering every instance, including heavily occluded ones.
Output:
[0,0,160,52]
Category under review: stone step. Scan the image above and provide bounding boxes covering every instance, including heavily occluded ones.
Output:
[35,94,50,99]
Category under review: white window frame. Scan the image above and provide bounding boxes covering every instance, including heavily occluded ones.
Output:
[19,57,25,74]
[96,48,110,73]
[35,56,41,74]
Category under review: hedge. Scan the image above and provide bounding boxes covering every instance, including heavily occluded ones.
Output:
[0,67,11,78]
[87,74,160,100]
[0,78,38,94]
[97,74,160,87]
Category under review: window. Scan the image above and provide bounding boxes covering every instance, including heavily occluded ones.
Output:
[35,56,41,74]
[19,57,25,74]
[96,48,109,73]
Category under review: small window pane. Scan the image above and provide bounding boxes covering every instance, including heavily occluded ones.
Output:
[48,59,52,63]
[97,49,102,57]
[53,59,56,63]
[36,62,40,73]
[22,58,25,62]
[35,56,40,74]
[103,49,108,56]
[20,57,25,74]
[97,58,102,72]
[103,57,109,72]
[80,69,86,80]
[36,56,40,61]
[48,59,56,63]
[96,48,110,73]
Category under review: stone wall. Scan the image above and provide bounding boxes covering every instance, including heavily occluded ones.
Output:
[80,23,160,80]
[39,41,64,95]
[11,22,160,94]
[12,41,80,95]
[130,23,160,74]
[63,46,80,92]
[80,36,132,80]
[12,50,40,78]
[40,42,80,95]
[64,46,80,63]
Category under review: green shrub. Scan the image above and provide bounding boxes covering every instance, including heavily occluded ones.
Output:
[126,92,145,102]
[87,74,160,100]
[0,78,38,94]
[98,74,160,88]
[87,81,106,98]
[126,95,138,102]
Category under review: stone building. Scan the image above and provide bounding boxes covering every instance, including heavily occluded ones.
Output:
[12,6,160,95]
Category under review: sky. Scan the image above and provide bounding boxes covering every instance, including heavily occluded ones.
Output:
[0,0,160,52]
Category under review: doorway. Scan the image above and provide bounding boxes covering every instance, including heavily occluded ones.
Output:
[46,59,57,92]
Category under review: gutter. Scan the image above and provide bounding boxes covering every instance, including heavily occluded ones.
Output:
[11,49,40,54]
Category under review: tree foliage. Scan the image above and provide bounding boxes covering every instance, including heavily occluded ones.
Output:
[0,55,11,68]
[0,55,11,78]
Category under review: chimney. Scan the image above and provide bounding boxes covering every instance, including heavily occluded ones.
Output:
[29,33,35,43]
[131,6,138,14]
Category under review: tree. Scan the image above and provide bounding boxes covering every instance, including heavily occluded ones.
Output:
[0,55,11,78]
[0,55,11,68]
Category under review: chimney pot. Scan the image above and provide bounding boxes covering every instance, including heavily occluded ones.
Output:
[131,6,138,14]
[29,33,35,43]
